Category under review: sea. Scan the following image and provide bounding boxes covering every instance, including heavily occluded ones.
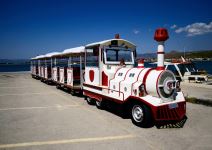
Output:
[193,61,212,74]
[0,64,30,72]
[0,61,212,74]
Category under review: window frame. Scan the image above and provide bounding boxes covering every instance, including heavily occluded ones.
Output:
[103,46,135,65]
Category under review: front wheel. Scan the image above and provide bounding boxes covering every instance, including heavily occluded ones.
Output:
[95,100,104,109]
[86,97,95,105]
[70,90,75,96]
[131,103,153,128]
[56,84,60,89]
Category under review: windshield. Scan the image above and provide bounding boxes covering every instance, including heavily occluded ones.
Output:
[177,63,197,75]
[184,64,197,72]
[105,48,134,64]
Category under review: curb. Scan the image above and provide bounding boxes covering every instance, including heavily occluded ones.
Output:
[186,97,212,107]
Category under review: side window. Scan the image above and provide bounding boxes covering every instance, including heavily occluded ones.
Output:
[46,59,51,67]
[167,65,179,75]
[58,58,68,67]
[53,58,57,67]
[86,47,99,67]
[106,50,117,61]
[68,56,85,69]
[177,64,186,76]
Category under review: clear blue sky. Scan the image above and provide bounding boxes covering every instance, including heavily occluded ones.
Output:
[0,0,211,59]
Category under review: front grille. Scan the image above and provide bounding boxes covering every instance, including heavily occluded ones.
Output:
[156,102,185,121]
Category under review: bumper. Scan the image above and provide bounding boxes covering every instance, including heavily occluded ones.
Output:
[152,101,186,122]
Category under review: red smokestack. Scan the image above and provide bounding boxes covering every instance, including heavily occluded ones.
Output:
[154,28,169,70]
[137,59,144,68]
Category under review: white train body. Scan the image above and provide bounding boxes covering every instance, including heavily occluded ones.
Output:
[30,28,186,127]
[52,67,59,82]
[44,66,48,79]
[67,68,73,86]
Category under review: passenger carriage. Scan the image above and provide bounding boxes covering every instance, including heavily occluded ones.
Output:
[53,46,86,94]
[39,57,46,80]
[42,52,61,84]
[35,55,45,79]
[31,55,45,79]
[30,56,39,78]
[51,54,60,84]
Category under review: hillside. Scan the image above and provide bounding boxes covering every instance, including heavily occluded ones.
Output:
[165,50,212,59]
[137,50,212,59]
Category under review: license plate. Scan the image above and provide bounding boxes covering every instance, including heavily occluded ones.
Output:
[168,103,178,109]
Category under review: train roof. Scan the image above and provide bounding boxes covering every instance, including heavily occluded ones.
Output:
[45,52,61,58]
[85,39,136,49]
[31,52,61,60]
[31,55,46,60]
[62,46,85,56]
[30,57,36,60]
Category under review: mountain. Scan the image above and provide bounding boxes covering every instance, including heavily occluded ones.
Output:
[165,50,212,59]
[137,53,156,59]
[137,50,212,59]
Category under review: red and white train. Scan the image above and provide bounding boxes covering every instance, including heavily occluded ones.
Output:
[31,28,186,127]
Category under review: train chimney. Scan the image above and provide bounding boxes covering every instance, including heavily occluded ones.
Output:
[137,59,144,68]
[154,28,169,70]
[115,34,120,39]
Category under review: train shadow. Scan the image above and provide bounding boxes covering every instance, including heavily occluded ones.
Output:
[46,83,188,129]
[102,101,131,119]
[100,101,187,129]
[60,87,84,97]
[155,115,188,129]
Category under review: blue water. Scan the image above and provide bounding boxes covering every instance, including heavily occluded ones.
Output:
[0,64,30,72]
[193,61,212,74]
[0,61,211,74]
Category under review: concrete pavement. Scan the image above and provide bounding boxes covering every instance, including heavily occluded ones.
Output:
[181,82,212,100]
[0,72,212,150]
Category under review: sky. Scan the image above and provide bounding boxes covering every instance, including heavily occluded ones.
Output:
[0,0,212,59]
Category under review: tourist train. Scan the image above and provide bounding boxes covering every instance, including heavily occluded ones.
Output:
[31,28,186,127]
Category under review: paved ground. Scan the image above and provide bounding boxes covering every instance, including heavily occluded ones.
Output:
[0,72,212,150]
[181,82,212,100]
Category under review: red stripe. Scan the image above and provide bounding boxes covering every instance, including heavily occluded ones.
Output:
[137,66,144,68]
[157,51,165,54]
[156,66,165,70]
[83,83,102,91]
[83,90,123,104]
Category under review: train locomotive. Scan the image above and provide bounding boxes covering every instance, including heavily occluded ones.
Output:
[31,28,186,127]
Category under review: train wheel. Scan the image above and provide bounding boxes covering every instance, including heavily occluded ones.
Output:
[70,90,75,96]
[56,84,60,89]
[86,97,95,105]
[95,100,104,109]
[131,103,152,128]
